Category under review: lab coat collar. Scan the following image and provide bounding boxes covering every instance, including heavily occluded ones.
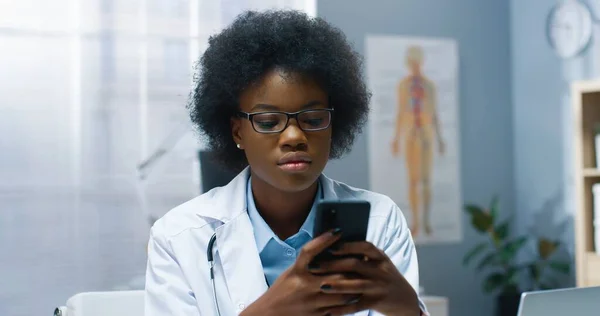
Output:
[215,210,268,311]
[193,167,250,223]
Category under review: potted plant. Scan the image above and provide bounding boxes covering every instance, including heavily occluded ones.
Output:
[462,196,571,316]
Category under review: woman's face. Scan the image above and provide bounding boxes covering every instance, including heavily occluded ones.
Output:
[232,68,332,193]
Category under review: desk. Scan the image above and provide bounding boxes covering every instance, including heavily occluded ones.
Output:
[56,291,448,316]
[422,296,449,316]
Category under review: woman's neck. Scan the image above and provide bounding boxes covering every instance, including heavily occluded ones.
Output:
[250,176,319,241]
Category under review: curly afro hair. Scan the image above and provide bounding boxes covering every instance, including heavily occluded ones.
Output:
[189,9,371,172]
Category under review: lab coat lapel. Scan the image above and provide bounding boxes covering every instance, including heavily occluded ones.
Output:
[206,170,340,313]
[216,202,268,312]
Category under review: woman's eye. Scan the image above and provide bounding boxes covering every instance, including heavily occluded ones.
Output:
[303,118,323,126]
[255,120,279,129]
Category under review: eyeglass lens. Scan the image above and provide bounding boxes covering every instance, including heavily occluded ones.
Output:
[252,110,331,133]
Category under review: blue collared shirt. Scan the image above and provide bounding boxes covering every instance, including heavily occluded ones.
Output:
[246,176,321,286]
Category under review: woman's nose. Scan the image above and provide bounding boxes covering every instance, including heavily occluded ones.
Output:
[279,120,308,149]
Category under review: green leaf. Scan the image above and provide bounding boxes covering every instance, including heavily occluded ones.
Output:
[465,204,493,233]
[499,237,528,263]
[472,212,494,233]
[538,238,560,260]
[477,253,498,271]
[494,220,510,243]
[492,219,510,245]
[505,266,521,290]
[483,273,505,293]
[463,242,488,266]
[489,196,499,221]
[548,261,570,274]
[465,204,484,216]
[528,264,540,281]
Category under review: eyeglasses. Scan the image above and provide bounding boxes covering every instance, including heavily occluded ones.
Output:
[236,108,334,134]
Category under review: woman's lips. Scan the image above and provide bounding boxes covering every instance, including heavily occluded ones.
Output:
[277,152,312,172]
[278,161,311,172]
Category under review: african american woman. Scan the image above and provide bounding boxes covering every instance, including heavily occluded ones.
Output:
[145,9,429,316]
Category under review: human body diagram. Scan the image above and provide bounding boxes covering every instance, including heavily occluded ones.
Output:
[390,46,445,238]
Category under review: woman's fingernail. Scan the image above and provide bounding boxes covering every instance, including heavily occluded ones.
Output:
[346,297,360,305]
[331,228,342,235]
[320,284,332,291]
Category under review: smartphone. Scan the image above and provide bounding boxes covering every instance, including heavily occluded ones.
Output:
[312,199,371,263]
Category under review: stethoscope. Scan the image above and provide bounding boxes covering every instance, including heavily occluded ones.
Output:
[207,233,221,316]
[208,233,271,316]
[206,181,323,316]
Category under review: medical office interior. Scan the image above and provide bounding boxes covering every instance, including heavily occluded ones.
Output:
[3,0,600,315]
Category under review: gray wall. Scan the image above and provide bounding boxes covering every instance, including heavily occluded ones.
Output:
[319,1,514,315]
[510,0,600,286]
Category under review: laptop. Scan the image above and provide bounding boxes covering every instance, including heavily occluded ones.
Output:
[517,286,600,316]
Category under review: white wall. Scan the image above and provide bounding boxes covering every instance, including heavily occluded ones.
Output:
[0,1,316,314]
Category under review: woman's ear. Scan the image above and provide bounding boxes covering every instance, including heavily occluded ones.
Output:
[231,117,243,149]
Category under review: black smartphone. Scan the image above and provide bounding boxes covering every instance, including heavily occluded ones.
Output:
[312,199,371,263]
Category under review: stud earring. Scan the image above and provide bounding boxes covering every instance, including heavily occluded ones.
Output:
[236,144,242,149]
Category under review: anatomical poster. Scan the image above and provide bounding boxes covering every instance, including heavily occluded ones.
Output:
[366,35,462,244]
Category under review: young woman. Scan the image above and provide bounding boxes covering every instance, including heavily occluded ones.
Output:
[145,10,428,316]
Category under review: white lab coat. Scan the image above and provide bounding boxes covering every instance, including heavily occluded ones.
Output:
[145,167,427,316]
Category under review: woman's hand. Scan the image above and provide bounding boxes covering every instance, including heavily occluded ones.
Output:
[309,241,421,316]
[241,229,362,316]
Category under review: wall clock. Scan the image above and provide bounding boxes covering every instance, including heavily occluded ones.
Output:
[546,0,594,58]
